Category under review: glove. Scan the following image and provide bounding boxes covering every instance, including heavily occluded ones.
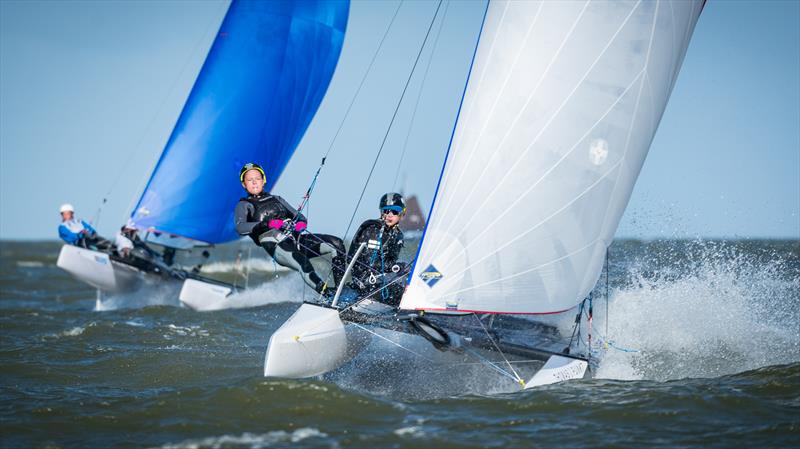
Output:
[267,219,285,230]
[294,221,307,232]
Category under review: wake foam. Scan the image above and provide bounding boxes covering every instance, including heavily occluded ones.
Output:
[154,428,327,449]
[191,276,308,312]
[200,257,290,274]
[595,241,800,381]
[94,282,182,311]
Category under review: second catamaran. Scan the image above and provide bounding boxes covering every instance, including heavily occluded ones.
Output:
[57,0,350,308]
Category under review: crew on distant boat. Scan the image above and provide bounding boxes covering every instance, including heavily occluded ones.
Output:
[58,204,110,250]
[114,225,136,258]
[114,224,177,276]
[234,163,346,296]
[347,193,408,307]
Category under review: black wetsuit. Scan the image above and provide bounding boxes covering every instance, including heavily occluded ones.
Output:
[348,219,405,306]
[234,191,346,293]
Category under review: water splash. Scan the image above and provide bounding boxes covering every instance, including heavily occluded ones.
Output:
[595,240,800,381]
[94,282,182,311]
[189,276,309,312]
[201,257,290,274]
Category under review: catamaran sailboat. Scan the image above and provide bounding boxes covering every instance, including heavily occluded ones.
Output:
[264,0,704,388]
[57,0,350,309]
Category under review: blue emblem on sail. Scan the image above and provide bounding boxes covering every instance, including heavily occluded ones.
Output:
[419,264,443,288]
[130,0,349,244]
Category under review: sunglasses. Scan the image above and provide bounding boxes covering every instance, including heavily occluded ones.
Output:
[382,209,401,216]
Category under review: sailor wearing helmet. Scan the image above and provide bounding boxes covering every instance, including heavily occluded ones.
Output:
[233,163,346,296]
[57,203,110,250]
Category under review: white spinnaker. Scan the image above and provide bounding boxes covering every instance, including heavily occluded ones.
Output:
[401,0,703,314]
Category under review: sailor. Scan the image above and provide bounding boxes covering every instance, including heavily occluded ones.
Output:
[58,204,110,250]
[234,163,346,295]
[114,225,135,257]
[114,221,178,279]
[347,193,408,306]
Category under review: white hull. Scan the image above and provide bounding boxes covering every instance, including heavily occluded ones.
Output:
[56,245,145,293]
[179,278,235,311]
[264,303,370,378]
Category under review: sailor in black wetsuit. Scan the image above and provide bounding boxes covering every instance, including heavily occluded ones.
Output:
[234,163,346,295]
[348,193,408,307]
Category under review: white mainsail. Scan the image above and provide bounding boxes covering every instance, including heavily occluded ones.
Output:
[401,0,704,314]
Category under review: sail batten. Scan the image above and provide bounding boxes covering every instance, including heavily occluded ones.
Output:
[402,0,703,314]
[130,0,349,244]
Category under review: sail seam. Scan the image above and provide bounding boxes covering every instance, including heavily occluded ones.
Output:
[431,38,649,276]
[429,0,544,227]
[432,67,644,277]
[433,155,625,292]
[437,237,601,302]
[596,0,660,243]
[428,0,642,258]
[428,1,593,256]
[434,0,512,202]
[403,0,491,290]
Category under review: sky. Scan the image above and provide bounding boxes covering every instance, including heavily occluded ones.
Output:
[1,0,798,241]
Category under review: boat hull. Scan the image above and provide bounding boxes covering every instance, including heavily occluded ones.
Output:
[179,278,234,311]
[264,303,369,378]
[56,245,143,293]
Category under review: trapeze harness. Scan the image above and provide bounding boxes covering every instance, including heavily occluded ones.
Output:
[241,192,345,293]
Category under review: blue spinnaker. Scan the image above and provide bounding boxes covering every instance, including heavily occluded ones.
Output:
[130,0,349,244]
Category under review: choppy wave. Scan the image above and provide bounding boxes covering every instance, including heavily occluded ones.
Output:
[155,428,328,449]
[3,239,799,449]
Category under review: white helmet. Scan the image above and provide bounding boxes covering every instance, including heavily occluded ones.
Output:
[59,203,75,213]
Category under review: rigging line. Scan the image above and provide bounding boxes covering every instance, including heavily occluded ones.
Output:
[333,266,412,317]
[350,323,437,363]
[605,248,609,336]
[440,0,512,193]
[101,1,229,227]
[428,0,544,228]
[472,313,524,385]
[291,1,404,243]
[291,230,398,281]
[342,0,445,241]
[568,298,586,349]
[462,347,520,383]
[593,0,660,241]
[322,0,404,160]
[291,266,412,338]
[391,0,451,190]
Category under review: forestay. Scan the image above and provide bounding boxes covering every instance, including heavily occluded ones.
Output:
[130,0,349,244]
[402,0,704,314]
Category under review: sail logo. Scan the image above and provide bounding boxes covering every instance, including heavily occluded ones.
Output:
[419,264,443,288]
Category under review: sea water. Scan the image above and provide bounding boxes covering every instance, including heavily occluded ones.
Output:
[1,239,798,448]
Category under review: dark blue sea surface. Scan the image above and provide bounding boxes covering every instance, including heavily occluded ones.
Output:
[1,240,798,448]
